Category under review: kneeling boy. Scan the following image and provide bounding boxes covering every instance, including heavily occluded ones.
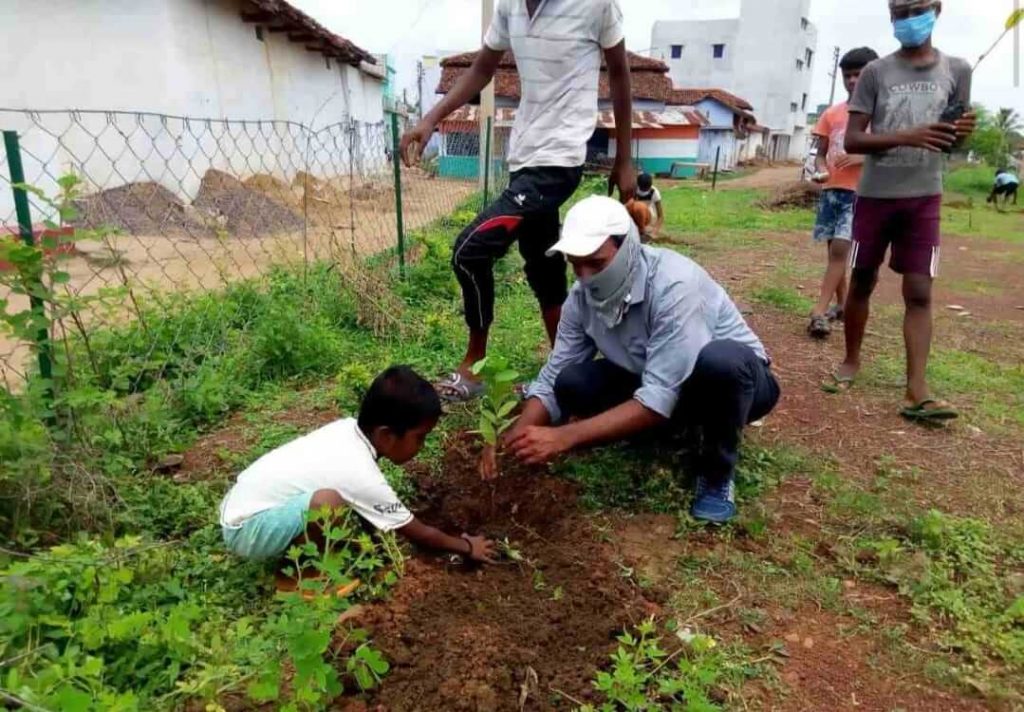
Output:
[219,366,496,563]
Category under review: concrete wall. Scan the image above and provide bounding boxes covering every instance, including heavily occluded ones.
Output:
[652,0,817,160]
[694,99,735,129]
[0,0,384,219]
[610,126,701,177]
[652,19,741,91]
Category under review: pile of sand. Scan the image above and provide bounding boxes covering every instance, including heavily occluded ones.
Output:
[193,170,303,237]
[73,182,214,238]
[758,181,822,210]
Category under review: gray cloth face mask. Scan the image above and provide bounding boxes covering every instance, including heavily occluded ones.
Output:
[580,223,641,329]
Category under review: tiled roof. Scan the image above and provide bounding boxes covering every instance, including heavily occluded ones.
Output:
[437,51,674,102]
[238,0,376,67]
[439,107,708,131]
[668,88,754,112]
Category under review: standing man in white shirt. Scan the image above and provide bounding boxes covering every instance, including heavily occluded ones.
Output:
[400,0,635,402]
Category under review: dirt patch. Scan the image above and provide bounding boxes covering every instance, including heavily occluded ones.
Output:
[718,164,803,191]
[757,181,822,211]
[193,169,304,237]
[73,182,214,237]
[357,435,649,711]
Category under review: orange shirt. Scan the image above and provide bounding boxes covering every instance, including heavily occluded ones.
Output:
[813,102,862,192]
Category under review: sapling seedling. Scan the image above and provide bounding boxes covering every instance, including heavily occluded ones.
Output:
[471,355,520,479]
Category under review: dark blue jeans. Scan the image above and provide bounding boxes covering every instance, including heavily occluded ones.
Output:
[553,340,780,487]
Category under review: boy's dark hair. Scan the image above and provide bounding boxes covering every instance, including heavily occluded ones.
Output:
[840,47,879,72]
[358,366,442,435]
[637,173,654,191]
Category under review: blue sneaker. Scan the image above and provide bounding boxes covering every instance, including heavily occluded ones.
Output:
[691,477,737,524]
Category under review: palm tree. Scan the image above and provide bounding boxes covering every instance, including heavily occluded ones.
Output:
[994,108,1023,165]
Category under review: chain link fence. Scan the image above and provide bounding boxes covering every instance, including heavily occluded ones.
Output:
[0,109,505,393]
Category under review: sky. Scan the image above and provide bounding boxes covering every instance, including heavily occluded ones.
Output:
[290,0,1023,116]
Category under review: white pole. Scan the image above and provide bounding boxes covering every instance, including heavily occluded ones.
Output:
[1015,0,1020,87]
[480,0,496,190]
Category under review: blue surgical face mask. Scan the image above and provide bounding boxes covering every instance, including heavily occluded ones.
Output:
[893,8,937,48]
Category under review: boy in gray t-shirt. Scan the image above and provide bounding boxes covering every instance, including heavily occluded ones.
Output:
[832,0,975,422]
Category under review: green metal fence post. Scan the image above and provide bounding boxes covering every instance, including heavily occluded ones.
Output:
[3,130,55,407]
[482,115,492,209]
[389,112,406,279]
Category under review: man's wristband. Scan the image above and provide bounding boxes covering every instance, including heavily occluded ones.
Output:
[460,534,474,557]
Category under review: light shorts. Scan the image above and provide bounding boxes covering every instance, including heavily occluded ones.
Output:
[222,491,314,560]
[812,189,856,243]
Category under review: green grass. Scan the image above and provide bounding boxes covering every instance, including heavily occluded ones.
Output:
[868,348,1024,430]
[945,164,999,200]
[660,185,813,235]
[750,285,814,315]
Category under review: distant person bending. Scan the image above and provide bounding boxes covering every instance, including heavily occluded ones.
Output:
[399,0,635,403]
[219,367,496,563]
[988,168,1019,208]
[634,173,665,239]
[807,47,879,339]
[500,197,779,525]
[837,0,976,422]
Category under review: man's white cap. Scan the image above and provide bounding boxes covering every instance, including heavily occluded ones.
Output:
[546,195,633,257]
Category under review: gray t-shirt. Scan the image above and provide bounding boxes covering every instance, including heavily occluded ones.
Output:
[849,51,972,199]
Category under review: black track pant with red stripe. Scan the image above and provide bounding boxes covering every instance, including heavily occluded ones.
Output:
[452,165,583,331]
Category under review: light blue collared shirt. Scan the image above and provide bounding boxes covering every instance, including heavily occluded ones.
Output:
[527,246,768,422]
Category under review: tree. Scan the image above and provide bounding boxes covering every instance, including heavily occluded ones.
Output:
[964,105,1022,166]
[993,108,1023,165]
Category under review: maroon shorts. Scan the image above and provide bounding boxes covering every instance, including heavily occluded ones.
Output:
[850,195,942,277]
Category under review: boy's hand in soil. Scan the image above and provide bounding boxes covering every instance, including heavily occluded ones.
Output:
[954,111,977,139]
[463,534,498,564]
[507,425,573,465]
[399,121,434,167]
[901,122,957,152]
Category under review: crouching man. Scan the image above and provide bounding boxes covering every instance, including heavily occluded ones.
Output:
[502,196,780,523]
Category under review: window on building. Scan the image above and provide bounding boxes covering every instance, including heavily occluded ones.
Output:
[796,59,804,71]
[801,93,808,111]
[255,25,265,42]
[671,44,683,59]
[712,43,725,59]
[801,17,809,30]
[805,49,814,67]
[790,102,799,113]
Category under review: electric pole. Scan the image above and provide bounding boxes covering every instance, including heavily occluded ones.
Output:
[827,46,841,105]
[479,0,496,191]
[417,60,425,120]
[1015,0,1020,87]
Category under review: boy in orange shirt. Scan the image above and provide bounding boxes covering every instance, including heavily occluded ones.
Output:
[807,47,879,338]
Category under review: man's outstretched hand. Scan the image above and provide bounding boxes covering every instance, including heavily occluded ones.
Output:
[608,156,636,203]
[506,425,573,465]
[399,121,435,167]
[463,534,498,563]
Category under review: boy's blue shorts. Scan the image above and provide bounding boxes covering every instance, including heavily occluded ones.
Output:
[813,189,856,243]
[222,491,313,560]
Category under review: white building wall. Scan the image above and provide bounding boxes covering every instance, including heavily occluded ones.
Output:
[0,0,383,217]
[652,0,817,160]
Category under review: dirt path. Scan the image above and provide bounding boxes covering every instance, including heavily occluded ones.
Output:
[719,165,804,190]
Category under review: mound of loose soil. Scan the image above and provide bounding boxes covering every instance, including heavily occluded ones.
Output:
[73,182,214,237]
[356,435,651,711]
[758,181,822,210]
[242,173,303,212]
[193,169,303,237]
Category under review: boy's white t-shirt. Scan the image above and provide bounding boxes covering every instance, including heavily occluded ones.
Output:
[218,418,413,532]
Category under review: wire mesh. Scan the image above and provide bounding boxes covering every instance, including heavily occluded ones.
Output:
[0,109,503,391]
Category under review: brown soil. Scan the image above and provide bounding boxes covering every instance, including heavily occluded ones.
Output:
[193,169,304,237]
[719,165,804,191]
[757,181,822,211]
[356,434,650,711]
[73,181,214,237]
